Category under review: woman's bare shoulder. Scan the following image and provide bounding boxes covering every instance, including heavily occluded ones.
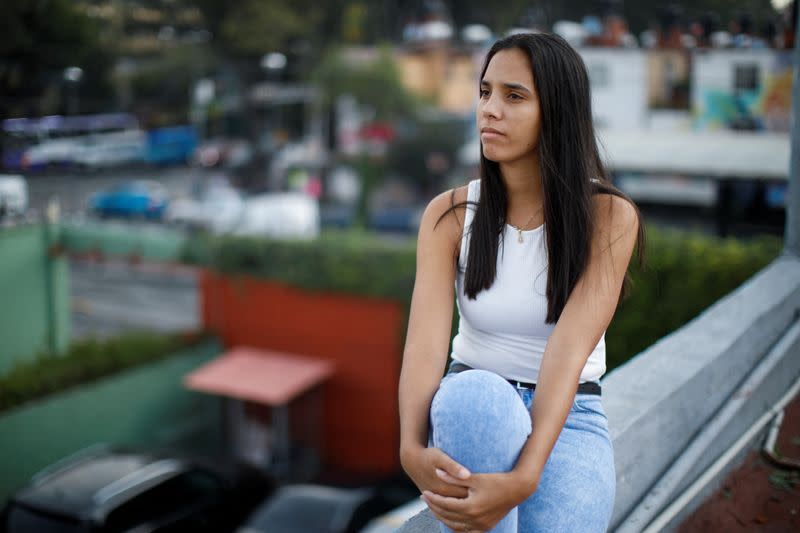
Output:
[418,183,471,257]
[592,193,639,233]
[421,183,469,230]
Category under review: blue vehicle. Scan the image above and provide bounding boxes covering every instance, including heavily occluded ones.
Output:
[146,125,198,165]
[89,180,169,220]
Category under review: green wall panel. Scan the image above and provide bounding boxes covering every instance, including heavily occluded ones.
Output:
[0,340,223,502]
[0,224,69,374]
[60,222,186,262]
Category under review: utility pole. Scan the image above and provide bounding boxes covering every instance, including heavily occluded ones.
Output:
[787,2,800,255]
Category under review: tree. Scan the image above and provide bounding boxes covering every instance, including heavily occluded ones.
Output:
[0,0,112,117]
[190,0,323,57]
[128,44,218,128]
[309,45,426,227]
[310,45,423,121]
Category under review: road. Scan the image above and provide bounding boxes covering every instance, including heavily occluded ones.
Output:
[25,165,205,216]
[70,259,200,340]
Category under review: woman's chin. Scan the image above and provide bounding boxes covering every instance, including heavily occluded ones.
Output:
[482,146,537,165]
[481,150,509,163]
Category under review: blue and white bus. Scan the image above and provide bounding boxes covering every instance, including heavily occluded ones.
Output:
[2,113,197,171]
[3,113,142,170]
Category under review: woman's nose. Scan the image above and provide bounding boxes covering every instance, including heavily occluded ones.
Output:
[481,94,501,119]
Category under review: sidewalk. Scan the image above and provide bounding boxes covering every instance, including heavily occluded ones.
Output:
[679,390,800,531]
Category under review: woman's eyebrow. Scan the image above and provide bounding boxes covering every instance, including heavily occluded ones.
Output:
[479,79,532,95]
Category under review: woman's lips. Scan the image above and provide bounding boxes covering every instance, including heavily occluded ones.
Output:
[480,129,504,140]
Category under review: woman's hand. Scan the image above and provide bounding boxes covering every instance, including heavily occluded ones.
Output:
[401,445,472,499]
[421,469,537,532]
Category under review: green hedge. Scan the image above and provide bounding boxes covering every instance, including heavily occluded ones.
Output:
[606,228,782,368]
[0,331,214,413]
[182,227,782,371]
[182,229,417,300]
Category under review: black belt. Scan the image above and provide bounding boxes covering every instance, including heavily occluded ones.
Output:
[447,362,601,396]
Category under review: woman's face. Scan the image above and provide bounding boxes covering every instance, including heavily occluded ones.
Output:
[477,47,541,164]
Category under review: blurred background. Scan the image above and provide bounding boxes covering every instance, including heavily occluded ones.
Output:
[0,1,798,532]
[0,0,794,236]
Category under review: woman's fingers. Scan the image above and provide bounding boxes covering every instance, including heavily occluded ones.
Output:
[424,490,470,514]
[433,481,470,499]
[433,449,472,480]
[426,504,471,532]
[423,494,465,522]
[436,467,471,487]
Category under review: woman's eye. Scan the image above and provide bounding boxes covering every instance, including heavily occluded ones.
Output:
[479,89,489,97]
[508,93,522,100]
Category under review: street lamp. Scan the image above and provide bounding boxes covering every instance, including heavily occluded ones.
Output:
[260,53,287,82]
[63,66,84,115]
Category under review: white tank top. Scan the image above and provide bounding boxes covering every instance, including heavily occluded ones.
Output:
[450,179,607,384]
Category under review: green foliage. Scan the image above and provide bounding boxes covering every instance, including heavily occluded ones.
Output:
[184,226,782,372]
[0,331,213,414]
[352,156,386,229]
[183,229,417,300]
[341,2,369,43]
[219,0,319,56]
[0,0,113,116]
[386,115,470,191]
[309,46,431,218]
[191,0,323,57]
[768,470,799,491]
[128,44,218,127]
[606,229,783,369]
[310,45,422,120]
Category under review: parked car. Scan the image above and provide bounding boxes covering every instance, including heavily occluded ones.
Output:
[0,174,28,220]
[165,176,244,233]
[231,192,320,240]
[88,180,169,220]
[237,484,387,533]
[0,444,275,533]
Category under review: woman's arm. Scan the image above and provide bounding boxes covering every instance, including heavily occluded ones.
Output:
[399,189,462,457]
[511,193,640,493]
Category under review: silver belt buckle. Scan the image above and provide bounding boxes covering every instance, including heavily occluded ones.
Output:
[515,380,526,390]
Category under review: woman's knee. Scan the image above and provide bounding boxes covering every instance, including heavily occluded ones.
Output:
[429,370,531,471]
[432,369,524,417]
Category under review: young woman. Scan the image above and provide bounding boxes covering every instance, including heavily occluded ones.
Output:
[398,32,645,533]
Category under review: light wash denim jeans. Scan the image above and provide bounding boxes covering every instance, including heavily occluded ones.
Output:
[426,364,616,533]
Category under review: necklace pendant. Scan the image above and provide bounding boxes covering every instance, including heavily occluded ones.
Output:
[517,230,524,243]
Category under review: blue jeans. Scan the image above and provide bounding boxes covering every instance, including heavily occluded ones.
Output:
[427,366,616,532]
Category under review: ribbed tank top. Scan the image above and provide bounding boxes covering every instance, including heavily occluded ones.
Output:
[450,179,606,384]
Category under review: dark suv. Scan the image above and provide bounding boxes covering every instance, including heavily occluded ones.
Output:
[1,444,275,533]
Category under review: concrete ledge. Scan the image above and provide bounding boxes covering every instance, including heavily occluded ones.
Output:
[626,320,800,532]
[606,254,800,529]
[395,254,800,532]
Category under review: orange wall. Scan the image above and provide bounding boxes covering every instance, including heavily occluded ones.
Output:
[201,270,404,476]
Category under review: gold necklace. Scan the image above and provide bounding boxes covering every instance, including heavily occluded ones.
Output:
[508,204,544,243]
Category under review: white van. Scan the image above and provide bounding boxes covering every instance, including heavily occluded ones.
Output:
[0,174,28,218]
[232,193,320,240]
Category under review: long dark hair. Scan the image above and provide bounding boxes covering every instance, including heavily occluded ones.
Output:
[439,32,645,324]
